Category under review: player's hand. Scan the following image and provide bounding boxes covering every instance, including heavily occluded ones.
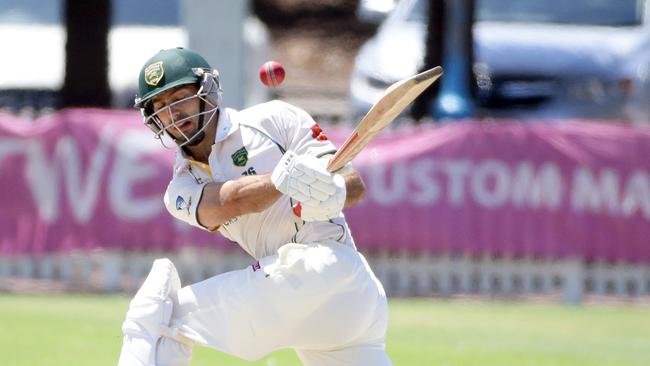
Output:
[271,150,338,205]
[299,174,346,221]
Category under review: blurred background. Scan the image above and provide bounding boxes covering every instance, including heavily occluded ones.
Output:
[1,1,650,365]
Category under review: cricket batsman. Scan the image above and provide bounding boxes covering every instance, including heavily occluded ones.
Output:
[117,47,391,366]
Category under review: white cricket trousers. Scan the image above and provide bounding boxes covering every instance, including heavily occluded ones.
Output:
[167,241,391,366]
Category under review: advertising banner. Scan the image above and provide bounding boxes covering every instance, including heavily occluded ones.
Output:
[1,110,649,263]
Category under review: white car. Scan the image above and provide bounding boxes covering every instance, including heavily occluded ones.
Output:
[350,0,650,123]
[356,0,399,24]
[0,0,269,111]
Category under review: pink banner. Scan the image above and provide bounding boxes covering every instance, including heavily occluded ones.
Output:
[0,109,221,254]
[344,121,650,263]
[1,110,650,263]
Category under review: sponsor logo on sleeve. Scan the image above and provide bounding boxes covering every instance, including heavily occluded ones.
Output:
[175,195,191,215]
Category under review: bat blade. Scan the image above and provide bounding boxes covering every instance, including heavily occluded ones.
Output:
[327,66,443,172]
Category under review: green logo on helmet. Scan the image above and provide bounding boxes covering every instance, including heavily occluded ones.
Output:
[231,147,249,167]
[144,61,164,86]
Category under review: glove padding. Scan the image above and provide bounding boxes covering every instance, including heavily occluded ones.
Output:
[300,174,346,221]
[271,150,338,205]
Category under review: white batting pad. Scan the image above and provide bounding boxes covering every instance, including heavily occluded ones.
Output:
[118,258,191,366]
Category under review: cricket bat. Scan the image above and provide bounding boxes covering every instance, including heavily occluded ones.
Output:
[293,66,443,217]
[327,66,443,172]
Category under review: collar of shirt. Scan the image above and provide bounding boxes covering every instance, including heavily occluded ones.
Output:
[215,107,239,143]
[176,107,239,160]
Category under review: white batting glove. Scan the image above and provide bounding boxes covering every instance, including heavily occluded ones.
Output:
[300,174,347,221]
[271,150,337,205]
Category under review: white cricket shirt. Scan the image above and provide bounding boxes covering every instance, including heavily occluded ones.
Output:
[163,101,356,259]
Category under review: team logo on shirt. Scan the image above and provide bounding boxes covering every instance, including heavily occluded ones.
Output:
[144,61,164,86]
[231,146,249,167]
[175,195,191,214]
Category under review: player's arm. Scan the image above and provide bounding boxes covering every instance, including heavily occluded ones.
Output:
[339,166,366,208]
[164,167,281,231]
[197,173,282,230]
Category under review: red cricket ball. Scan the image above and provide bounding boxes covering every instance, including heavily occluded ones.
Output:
[259,61,286,88]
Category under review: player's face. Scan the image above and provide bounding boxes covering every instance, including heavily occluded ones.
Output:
[151,85,202,141]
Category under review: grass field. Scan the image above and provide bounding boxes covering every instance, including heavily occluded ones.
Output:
[0,295,649,366]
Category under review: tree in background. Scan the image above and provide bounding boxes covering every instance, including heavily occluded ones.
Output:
[62,0,111,107]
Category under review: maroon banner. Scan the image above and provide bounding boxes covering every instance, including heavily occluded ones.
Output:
[1,110,650,263]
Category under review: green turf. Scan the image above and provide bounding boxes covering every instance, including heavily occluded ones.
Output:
[0,295,648,366]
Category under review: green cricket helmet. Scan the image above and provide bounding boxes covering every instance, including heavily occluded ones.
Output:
[134,47,223,147]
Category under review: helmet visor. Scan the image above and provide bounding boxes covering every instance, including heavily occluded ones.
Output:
[144,91,218,148]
